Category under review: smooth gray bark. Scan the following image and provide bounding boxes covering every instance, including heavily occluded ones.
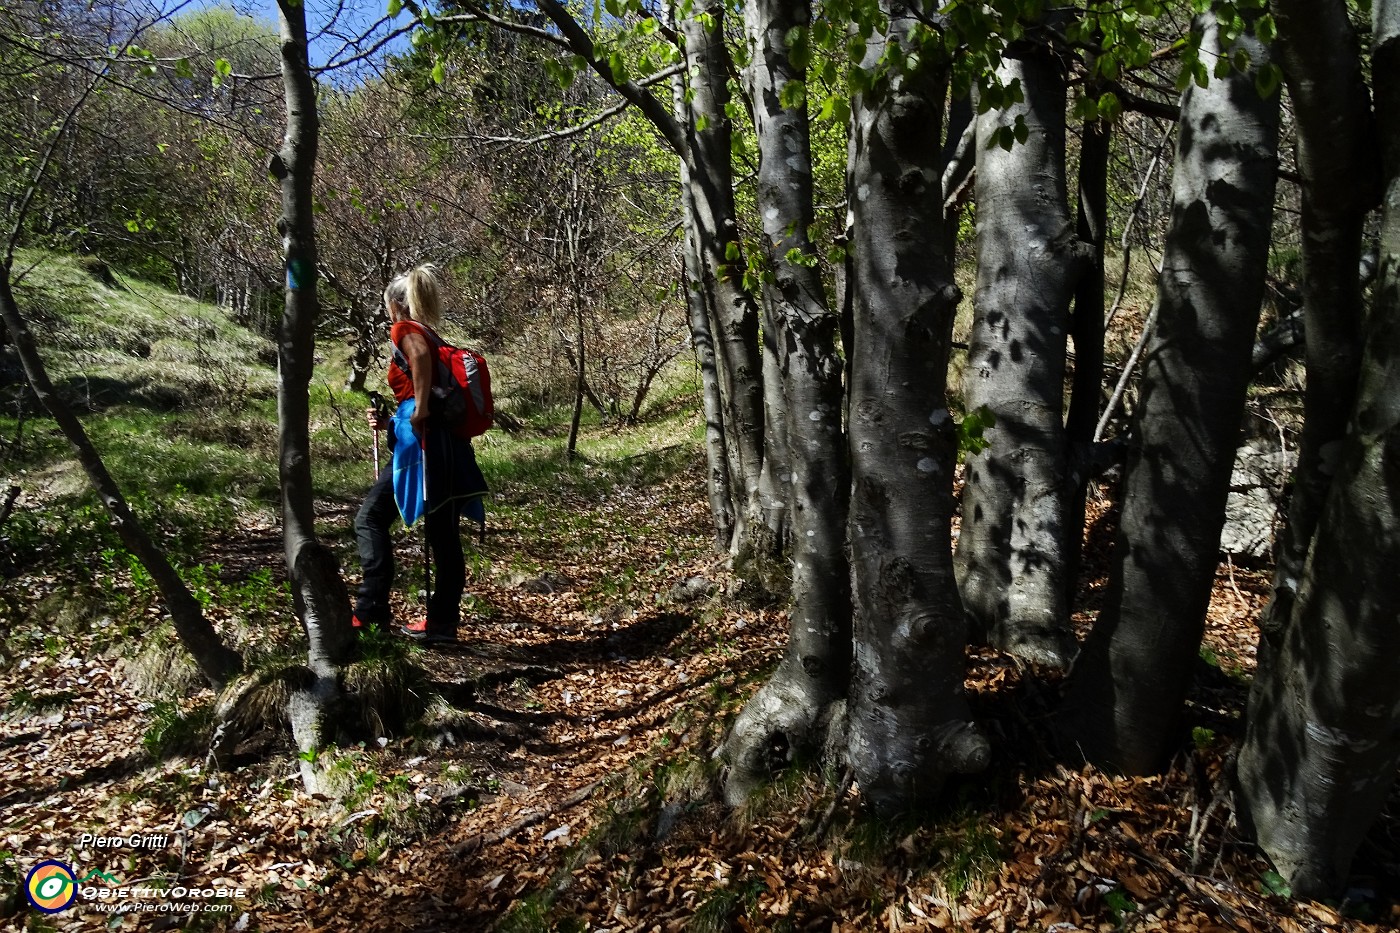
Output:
[1256,0,1371,637]
[1061,8,1281,774]
[1235,0,1399,898]
[844,0,988,813]
[273,0,354,688]
[956,36,1084,668]
[676,5,767,558]
[673,38,736,547]
[680,217,736,549]
[722,0,850,804]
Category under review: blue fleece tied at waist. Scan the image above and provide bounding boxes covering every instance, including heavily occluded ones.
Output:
[391,398,488,529]
[391,399,425,526]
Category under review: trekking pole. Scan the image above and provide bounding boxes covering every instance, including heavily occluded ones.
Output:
[369,391,387,479]
[421,433,431,609]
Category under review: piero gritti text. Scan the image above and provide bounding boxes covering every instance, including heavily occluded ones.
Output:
[78,832,174,850]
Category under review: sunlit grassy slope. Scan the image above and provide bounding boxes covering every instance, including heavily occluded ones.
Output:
[0,250,704,576]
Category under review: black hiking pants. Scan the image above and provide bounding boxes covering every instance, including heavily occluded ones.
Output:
[353,463,465,636]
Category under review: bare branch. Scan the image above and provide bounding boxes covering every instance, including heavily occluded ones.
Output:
[533,0,686,155]
[467,65,682,148]
[433,10,571,50]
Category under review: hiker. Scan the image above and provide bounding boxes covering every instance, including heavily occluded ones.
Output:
[353,264,487,644]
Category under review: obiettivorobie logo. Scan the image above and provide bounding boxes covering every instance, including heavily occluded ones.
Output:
[23,863,118,913]
[24,860,244,918]
[24,860,78,913]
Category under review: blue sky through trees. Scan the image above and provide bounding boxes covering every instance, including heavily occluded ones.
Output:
[158,0,412,72]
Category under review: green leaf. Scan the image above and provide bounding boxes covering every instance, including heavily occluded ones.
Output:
[608,50,628,84]
[544,57,577,90]
[780,79,806,109]
[211,57,232,88]
[1255,62,1282,99]
[957,405,997,454]
[1260,870,1291,898]
[817,94,849,125]
[724,241,740,261]
[1104,889,1136,921]
[1072,94,1099,122]
[387,0,402,16]
[174,57,193,80]
[1255,13,1276,44]
[125,219,141,233]
[431,60,445,84]
[1012,115,1029,145]
[1097,91,1122,121]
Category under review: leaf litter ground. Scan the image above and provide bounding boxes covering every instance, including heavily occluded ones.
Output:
[2,462,1398,932]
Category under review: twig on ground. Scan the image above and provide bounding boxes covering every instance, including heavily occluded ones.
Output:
[1225,555,1250,613]
[811,767,854,843]
[452,780,601,857]
[1109,827,1246,929]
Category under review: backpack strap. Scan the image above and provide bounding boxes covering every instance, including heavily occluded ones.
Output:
[390,321,450,388]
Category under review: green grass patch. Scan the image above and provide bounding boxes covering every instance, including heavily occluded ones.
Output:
[142,700,216,760]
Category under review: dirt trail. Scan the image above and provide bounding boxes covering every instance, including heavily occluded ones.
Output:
[2,477,1397,932]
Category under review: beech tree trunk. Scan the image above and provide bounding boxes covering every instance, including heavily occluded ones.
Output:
[672,31,736,548]
[679,211,736,549]
[722,0,850,804]
[956,32,1085,668]
[676,5,768,558]
[844,0,988,813]
[1061,6,1280,773]
[1235,0,1395,899]
[1255,0,1372,638]
[0,270,242,689]
[272,1,353,786]
[744,305,792,584]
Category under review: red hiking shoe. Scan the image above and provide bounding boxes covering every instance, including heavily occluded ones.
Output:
[399,617,455,644]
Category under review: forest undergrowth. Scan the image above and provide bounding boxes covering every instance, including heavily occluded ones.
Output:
[2,445,1398,932]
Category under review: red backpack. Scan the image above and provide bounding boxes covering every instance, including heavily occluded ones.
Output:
[392,322,494,439]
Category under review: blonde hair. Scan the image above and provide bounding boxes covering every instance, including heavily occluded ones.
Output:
[384,264,444,328]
